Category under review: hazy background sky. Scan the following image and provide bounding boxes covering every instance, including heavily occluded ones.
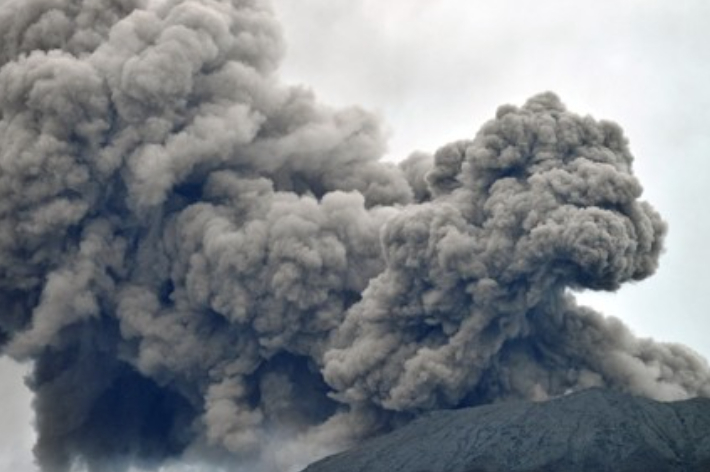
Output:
[271,0,710,359]
[2,1,708,470]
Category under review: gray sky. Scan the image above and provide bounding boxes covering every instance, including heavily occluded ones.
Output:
[2,0,709,470]
[271,0,710,360]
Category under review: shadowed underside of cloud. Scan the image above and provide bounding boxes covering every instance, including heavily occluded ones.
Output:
[0,0,708,471]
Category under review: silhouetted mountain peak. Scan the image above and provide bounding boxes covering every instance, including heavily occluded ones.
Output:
[302,388,710,472]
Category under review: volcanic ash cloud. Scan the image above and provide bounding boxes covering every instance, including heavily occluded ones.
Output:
[0,0,708,471]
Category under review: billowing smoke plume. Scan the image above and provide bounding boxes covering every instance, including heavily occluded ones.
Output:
[0,0,708,471]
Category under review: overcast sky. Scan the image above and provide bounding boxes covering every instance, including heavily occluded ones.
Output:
[271,0,710,360]
[3,1,709,470]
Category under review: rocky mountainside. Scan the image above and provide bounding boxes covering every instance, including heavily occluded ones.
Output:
[301,388,710,472]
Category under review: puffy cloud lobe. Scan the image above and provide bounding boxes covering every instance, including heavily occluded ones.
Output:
[0,1,708,472]
[0,0,143,61]
[323,93,702,412]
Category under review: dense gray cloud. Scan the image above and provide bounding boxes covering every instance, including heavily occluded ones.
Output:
[0,0,708,471]
[324,94,706,413]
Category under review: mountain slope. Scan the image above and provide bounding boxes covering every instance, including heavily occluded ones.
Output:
[301,388,710,472]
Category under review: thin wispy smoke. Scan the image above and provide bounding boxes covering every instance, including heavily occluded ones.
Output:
[0,0,708,471]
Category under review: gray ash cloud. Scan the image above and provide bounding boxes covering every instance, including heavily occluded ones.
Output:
[0,0,708,471]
